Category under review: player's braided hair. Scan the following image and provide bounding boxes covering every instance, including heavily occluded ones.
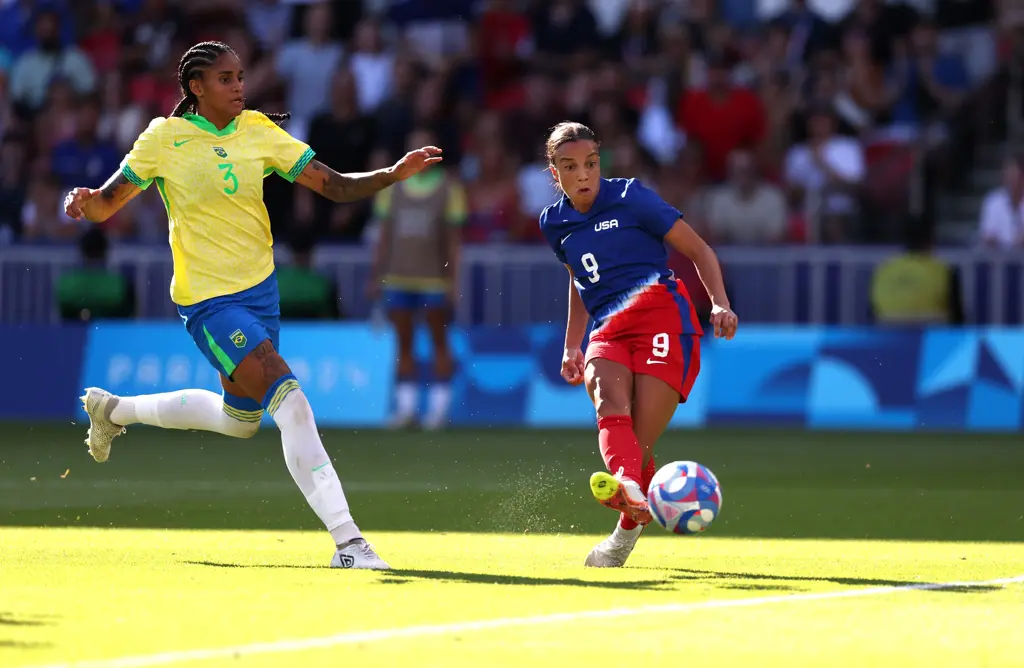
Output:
[170,41,290,124]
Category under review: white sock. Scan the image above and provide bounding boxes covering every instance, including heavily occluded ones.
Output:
[395,382,418,418]
[271,388,361,546]
[425,384,451,423]
[109,390,259,438]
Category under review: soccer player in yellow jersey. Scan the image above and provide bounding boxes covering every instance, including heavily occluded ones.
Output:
[63,41,442,570]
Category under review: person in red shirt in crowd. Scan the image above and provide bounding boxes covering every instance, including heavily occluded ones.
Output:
[676,53,766,182]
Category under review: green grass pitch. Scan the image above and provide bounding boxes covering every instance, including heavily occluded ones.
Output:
[2,425,1024,667]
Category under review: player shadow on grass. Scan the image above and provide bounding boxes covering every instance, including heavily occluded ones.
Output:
[0,612,52,626]
[378,569,679,591]
[655,568,1004,593]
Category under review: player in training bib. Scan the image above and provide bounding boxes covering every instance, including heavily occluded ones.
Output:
[63,41,443,570]
[539,122,738,568]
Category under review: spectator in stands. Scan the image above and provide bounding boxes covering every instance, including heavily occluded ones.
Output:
[34,78,80,156]
[388,0,473,72]
[56,226,134,321]
[122,0,181,73]
[838,0,919,65]
[530,0,600,76]
[299,68,375,242]
[246,0,291,52]
[0,131,27,243]
[935,0,997,85]
[22,174,76,241]
[374,55,420,159]
[349,19,394,115]
[80,0,122,75]
[656,142,710,237]
[10,10,96,113]
[465,137,528,242]
[978,155,1024,248]
[871,217,964,325]
[277,226,340,320]
[507,71,564,163]
[707,150,787,245]
[50,95,120,189]
[275,1,343,142]
[836,28,889,134]
[605,0,661,79]
[677,53,766,183]
[784,103,865,243]
[772,0,834,68]
[476,0,532,109]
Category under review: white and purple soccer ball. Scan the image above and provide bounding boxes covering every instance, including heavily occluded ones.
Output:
[647,460,722,535]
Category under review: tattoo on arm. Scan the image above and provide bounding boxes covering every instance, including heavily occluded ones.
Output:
[303,160,396,203]
[99,173,134,204]
[82,171,139,222]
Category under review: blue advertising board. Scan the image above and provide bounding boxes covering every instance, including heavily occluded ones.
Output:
[2,322,1022,431]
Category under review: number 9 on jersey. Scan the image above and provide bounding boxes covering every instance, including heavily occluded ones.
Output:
[581,252,600,283]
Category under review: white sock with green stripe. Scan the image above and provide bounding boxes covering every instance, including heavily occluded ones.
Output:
[266,381,361,546]
[108,390,261,438]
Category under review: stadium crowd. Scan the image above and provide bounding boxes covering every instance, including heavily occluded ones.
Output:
[0,0,1012,249]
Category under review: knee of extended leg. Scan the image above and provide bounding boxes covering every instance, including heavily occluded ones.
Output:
[234,419,261,439]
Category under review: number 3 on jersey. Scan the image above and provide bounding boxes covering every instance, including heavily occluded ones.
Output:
[218,163,238,195]
[581,252,600,283]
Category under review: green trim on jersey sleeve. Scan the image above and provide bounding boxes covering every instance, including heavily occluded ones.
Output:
[122,164,152,190]
[285,147,316,183]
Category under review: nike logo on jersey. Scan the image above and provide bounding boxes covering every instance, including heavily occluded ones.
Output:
[173,139,193,147]
[646,359,668,365]
[560,233,572,245]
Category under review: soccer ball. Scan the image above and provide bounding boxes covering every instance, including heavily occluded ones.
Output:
[647,460,722,535]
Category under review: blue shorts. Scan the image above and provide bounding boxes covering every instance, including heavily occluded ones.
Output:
[383,288,447,312]
[177,272,280,382]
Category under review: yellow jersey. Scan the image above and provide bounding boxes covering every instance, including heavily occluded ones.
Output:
[120,110,315,306]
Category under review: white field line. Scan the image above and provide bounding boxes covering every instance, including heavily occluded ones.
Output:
[22,574,1024,668]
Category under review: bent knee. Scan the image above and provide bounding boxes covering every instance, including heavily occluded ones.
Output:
[233,419,261,439]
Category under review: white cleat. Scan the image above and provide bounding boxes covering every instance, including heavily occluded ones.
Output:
[584,523,644,568]
[330,539,391,570]
[80,387,125,463]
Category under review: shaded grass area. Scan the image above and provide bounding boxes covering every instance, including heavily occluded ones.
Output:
[2,424,1023,541]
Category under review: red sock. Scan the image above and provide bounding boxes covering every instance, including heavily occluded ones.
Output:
[598,415,642,531]
[620,456,657,531]
[641,456,657,493]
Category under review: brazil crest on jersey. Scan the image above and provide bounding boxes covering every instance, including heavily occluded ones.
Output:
[539,178,703,336]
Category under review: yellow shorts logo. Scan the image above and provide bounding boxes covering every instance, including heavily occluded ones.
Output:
[229,329,247,348]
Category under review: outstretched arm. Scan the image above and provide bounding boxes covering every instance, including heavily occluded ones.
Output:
[295,147,443,204]
[65,170,143,223]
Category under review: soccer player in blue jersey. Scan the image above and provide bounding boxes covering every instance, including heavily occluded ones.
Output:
[539,122,738,567]
[62,41,443,570]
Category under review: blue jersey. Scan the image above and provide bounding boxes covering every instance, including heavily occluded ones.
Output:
[539,178,701,335]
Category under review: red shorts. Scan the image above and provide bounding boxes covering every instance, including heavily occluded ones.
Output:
[586,331,701,403]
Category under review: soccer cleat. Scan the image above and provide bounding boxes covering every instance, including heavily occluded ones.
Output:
[585,523,644,568]
[590,468,652,525]
[330,539,391,570]
[80,387,125,463]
